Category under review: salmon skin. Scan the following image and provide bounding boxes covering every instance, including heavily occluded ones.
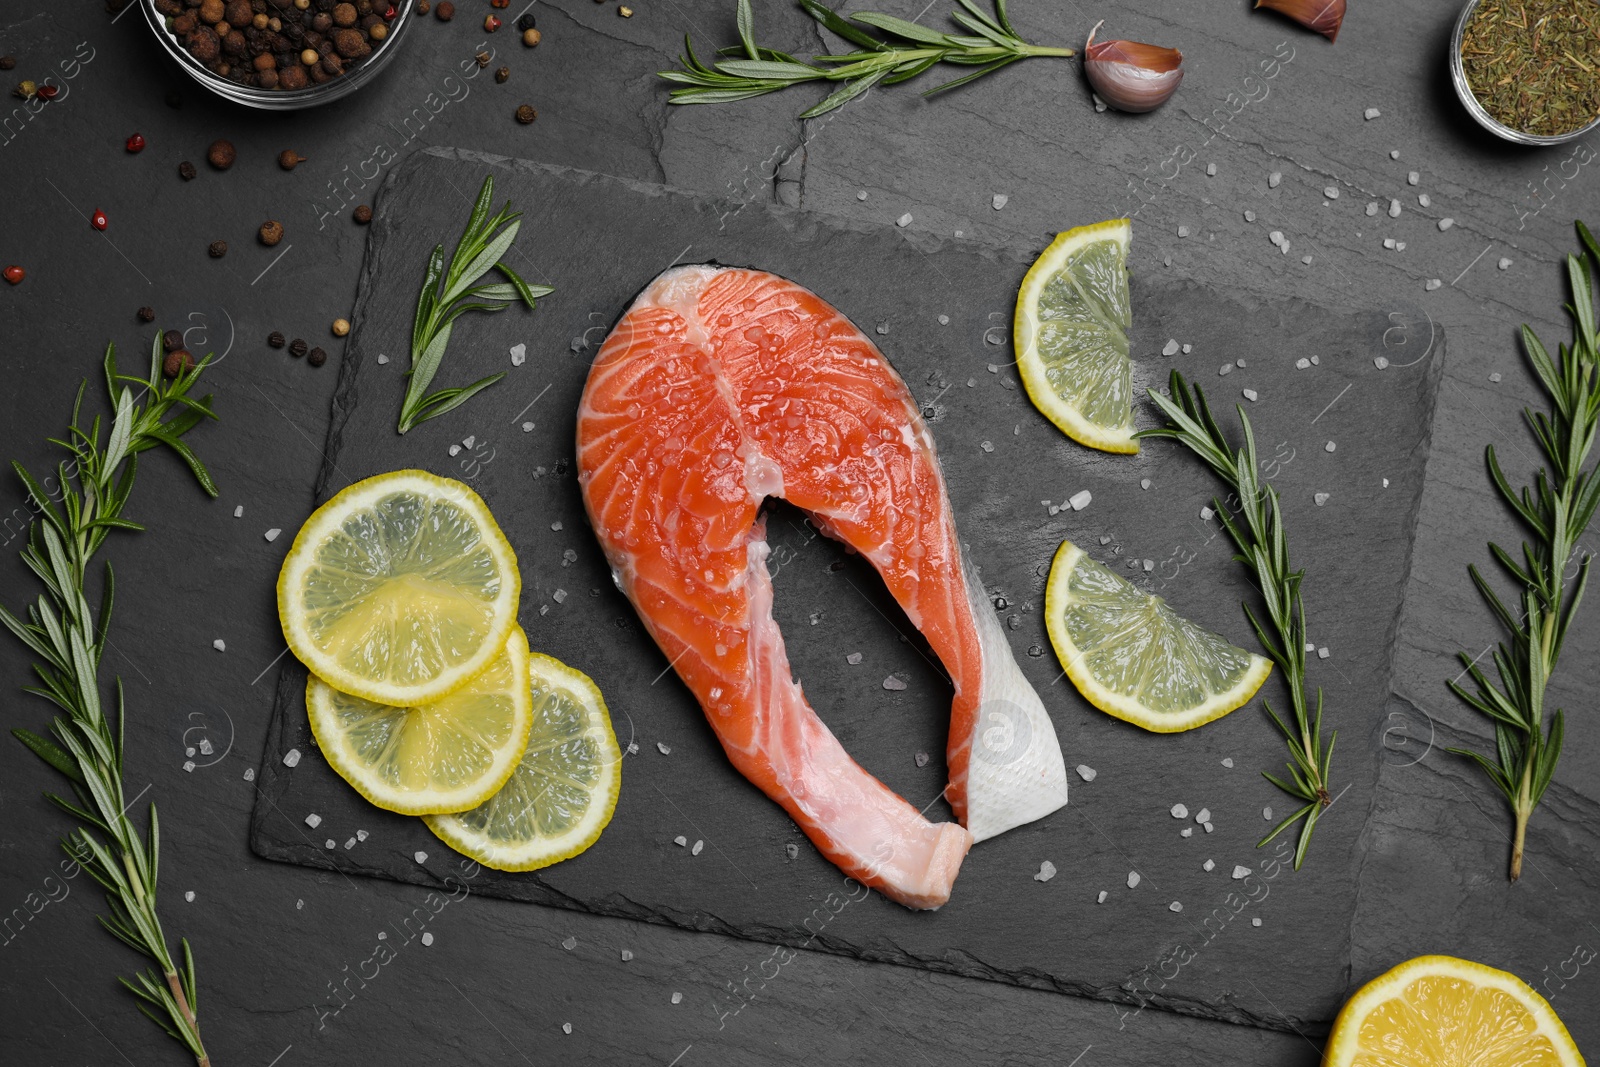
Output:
[577,265,1068,909]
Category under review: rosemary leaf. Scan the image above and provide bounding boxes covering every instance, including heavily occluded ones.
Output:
[7,337,218,1065]
[1449,220,1600,881]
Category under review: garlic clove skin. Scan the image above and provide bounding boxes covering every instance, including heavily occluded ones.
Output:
[1254,0,1345,42]
[1083,21,1183,114]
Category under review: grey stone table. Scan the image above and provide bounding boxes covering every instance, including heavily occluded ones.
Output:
[0,2,1595,1065]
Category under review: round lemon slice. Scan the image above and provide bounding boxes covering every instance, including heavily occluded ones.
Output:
[306,627,533,815]
[1014,218,1138,454]
[424,653,622,872]
[1045,540,1271,732]
[1324,955,1583,1067]
[277,470,520,706]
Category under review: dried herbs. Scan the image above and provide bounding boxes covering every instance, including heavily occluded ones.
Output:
[1461,0,1600,137]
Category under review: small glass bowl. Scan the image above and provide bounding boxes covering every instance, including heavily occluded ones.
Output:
[1450,0,1600,146]
[140,1,414,111]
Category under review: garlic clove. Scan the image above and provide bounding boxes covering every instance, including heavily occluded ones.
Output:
[1083,21,1183,114]
[1254,0,1345,42]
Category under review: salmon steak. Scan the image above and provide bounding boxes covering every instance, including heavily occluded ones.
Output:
[576,265,1068,909]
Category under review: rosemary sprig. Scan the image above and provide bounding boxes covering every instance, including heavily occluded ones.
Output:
[400,173,553,434]
[1137,371,1335,870]
[660,0,1074,119]
[1448,220,1600,882]
[5,338,219,1065]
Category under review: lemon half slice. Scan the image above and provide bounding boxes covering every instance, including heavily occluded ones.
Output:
[306,627,533,815]
[424,653,622,872]
[1015,219,1137,454]
[277,470,520,706]
[1323,955,1584,1067]
[1045,540,1271,732]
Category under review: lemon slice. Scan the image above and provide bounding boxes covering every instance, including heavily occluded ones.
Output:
[1324,955,1583,1067]
[1014,219,1137,454]
[277,470,520,706]
[1044,540,1271,732]
[424,653,622,872]
[305,627,533,815]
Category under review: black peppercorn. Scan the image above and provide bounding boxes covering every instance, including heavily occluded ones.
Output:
[137,306,156,322]
[435,1,453,20]
[289,337,308,358]
[494,65,509,83]
[163,349,195,378]
[208,240,228,258]
[163,329,184,351]
[178,160,197,180]
[278,149,306,170]
[352,204,372,224]
[516,12,535,31]
[515,104,536,124]
[207,138,236,169]
[307,346,327,367]
[268,331,286,348]
[0,56,15,71]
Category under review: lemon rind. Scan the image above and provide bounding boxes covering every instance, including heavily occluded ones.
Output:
[277,469,522,707]
[306,627,534,816]
[423,653,622,872]
[1322,954,1584,1067]
[1044,540,1272,733]
[1015,219,1139,456]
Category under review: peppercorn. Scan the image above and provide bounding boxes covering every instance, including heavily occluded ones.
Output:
[125,133,146,153]
[434,0,452,20]
[207,139,236,169]
[289,337,308,358]
[523,28,539,46]
[331,318,351,337]
[3,266,25,285]
[91,209,108,231]
[516,12,535,30]
[495,65,509,83]
[370,23,387,40]
[137,306,156,322]
[515,104,536,124]
[307,346,328,367]
[163,349,195,378]
[475,50,491,67]
[208,240,228,258]
[179,160,198,180]
[279,149,306,170]
[14,80,37,100]
[36,82,58,99]
[484,14,500,31]
[415,0,428,13]
[268,331,286,348]
[332,2,357,26]
[259,220,285,246]
[0,56,14,71]
[163,329,184,351]
[352,204,373,224]
[618,5,632,15]
[490,0,508,7]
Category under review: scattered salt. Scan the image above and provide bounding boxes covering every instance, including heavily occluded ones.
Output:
[658,741,672,754]
[1069,489,1092,511]
[1034,861,1057,882]
[1388,199,1402,218]
[1374,356,1390,369]
[1127,871,1140,889]
[1219,364,1232,376]
[875,321,889,335]
[1162,339,1180,356]
[1203,822,1214,833]
[896,212,913,227]
[551,521,563,531]
[622,949,634,961]
[1232,865,1252,880]
[414,851,429,863]
[1206,163,1217,176]
[553,588,568,603]
[1364,107,1381,120]
[305,813,321,828]
[1177,226,1190,238]
[376,353,389,365]
[344,837,356,850]
[1318,646,1330,659]
[1195,808,1211,823]
[1269,230,1285,246]
[1323,186,1339,199]
[1222,758,1234,768]
[1171,803,1189,819]
[883,675,908,691]
[1092,93,1107,112]
[1366,202,1379,217]
[692,839,704,856]
[1296,357,1310,370]
[324,840,335,849]
[283,748,301,767]
[1383,238,1396,250]
[937,314,950,325]
[264,528,281,542]
[785,843,800,859]
[1438,218,1454,231]
[1325,441,1336,452]
[1097,890,1108,904]
[1498,257,1512,270]
[1263,806,1274,821]
[1418,193,1431,207]
[1268,171,1282,188]
[1182,343,1192,354]
[980,441,994,453]
[1397,241,1407,251]
[1425,279,1442,291]
[1076,764,1097,782]
[356,829,368,841]
[243,767,255,782]
[1244,210,1256,223]
[992,193,1009,210]
[1252,917,1262,927]
[1301,255,1313,265]
[213,638,226,652]
[1314,492,1330,506]
[674,835,687,847]
[1242,389,1258,402]
[1390,149,1401,159]
[448,444,461,457]
[1140,478,1151,490]
[510,343,526,366]
[233,505,243,518]
[846,652,863,665]
[1203,859,1215,872]
[522,422,534,432]
[185,890,195,902]
[561,1023,571,1034]
[671,992,684,1005]
[1489,372,1502,383]
[915,751,929,767]
[1200,506,1214,520]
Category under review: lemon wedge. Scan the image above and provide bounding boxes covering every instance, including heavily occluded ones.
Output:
[424,653,622,872]
[305,627,533,815]
[1323,955,1584,1067]
[277,470,520,706]
[1044,539,1271,732]
[1014,219,1137,454]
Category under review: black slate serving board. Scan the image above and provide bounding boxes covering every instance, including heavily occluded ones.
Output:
[250,147,1443,1033]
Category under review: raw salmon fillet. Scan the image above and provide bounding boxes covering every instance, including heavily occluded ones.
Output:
[577,265,1068,908]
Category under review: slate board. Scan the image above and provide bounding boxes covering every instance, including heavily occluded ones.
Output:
[250,147,1443,1033]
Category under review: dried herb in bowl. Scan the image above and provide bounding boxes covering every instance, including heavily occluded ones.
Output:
[1460,0,1600,138]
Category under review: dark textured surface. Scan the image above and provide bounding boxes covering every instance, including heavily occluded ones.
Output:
[0,1,1596,1064]
[248,148,1440,1034]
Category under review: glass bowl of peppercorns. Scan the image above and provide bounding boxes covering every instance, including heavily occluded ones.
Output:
[142,0,413,109]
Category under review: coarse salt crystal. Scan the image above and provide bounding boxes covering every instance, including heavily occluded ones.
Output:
[1069,489,1092,511]
[213,638,226,651]
[857,190,868,201]
[1222,758,1234,768]
[185,890,195,902]
[1171,803,1189,819]
[896,212,913,227]
[1170,901,1183,912]
[1318,646,1331,659]
[1076,764,1097,781]
[915,751,929,767]
[233,505,243,518]
[992,193,1009,210]
[1180,827,1194,837]
[1127,871,1140,888]
[671,992,684,1005]
[692,839,704,855]
[1425,279,1442,291]
[883,675,908,691]
[1182,344,1192,354]
[1397,241,1407,251]
[305,813,321,828]
[674,835,687,848]
[1195,808,1211,823]
[1244,210,1256,222]
[243,767,255,781]
[1206,163,1217,176]
[1177,226,1191,238]
[1204,859,1215,871]
[980,441,994,453]
[1269,230,1285,246]
[1296,357,1311,369]
[846,652,863,665]
[265,528,281,542]
[1314,492,1331,506]
[1268,171,1282,188]
[937,314,950,325]
[1388,199,1402,218]
[421,932,434,946]
[658,741,672,754]
[377,353,389,365]
[1390,149,1401,159]
[510,343,526,366]
[324,839,335,849]
[1418,193,1431,207]
[1219,364,1232,376]
[1280,240,1291,255]
[622,949,634,961]
[561,1023,571,1034]
[1097,890,1108,903]
[448,444,461,456]
[1263,806,1274,821]
[522,421,534,432]
[1364,107,1381,120]
[1383,238,1396,249]
[1252,917,1262,927]
[356,829,368,841]
[1162,339,1180,356]
[344,837,356,850]
[1374,356,1390,369]
[1301,255,1313,265]
[1143,559,1155,572]
[1243,389,1258,402]
[283,748,301,767]
[1489,372,1502,383]
[553,588,568,603]
[1366,201,1379,216]
[1200,506,1214,520]
[1323,186,1339,199]
[1203,822,1214,833]
[1438,218,1454,231]
[1034,861,1057,882]
[1498,257,1512,270]
[1407,171,1421,185]
[1232,865,1252,879]
[1325,441,1336,452]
